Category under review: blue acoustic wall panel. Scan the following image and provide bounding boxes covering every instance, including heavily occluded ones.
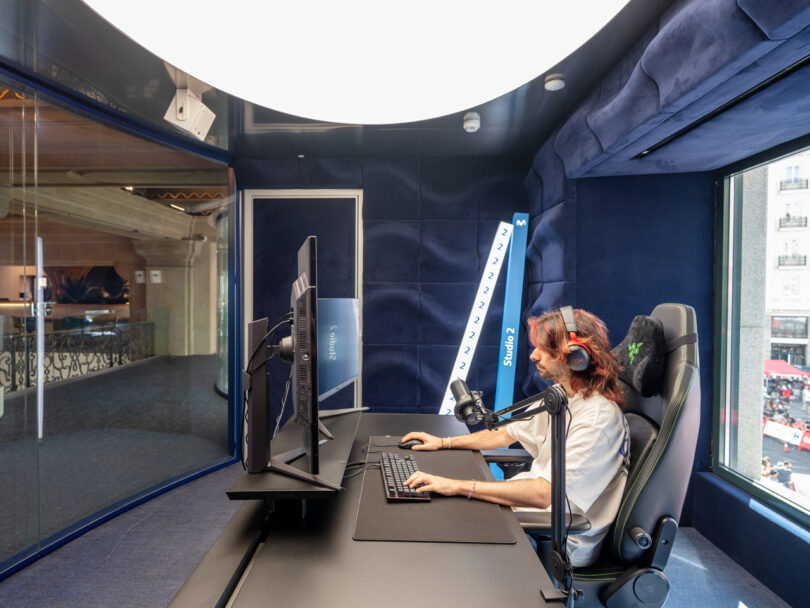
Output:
[522,144,578,398]
[362,157,419,220]
[236,156,530,414]
[575,173,716,505]
[364,157,529,413]
[362,284,419,345]
[363,221,420,282]
[739,0,810,39]
[362,344,419,411]
[542,0,810,178]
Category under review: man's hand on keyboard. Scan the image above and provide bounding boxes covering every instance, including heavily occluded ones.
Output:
[399,432,442,451]
[404,471,460,496]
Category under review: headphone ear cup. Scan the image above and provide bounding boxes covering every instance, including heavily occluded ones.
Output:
[567,344,590,372]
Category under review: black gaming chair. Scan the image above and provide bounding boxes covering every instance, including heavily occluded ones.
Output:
[486,303,700,608]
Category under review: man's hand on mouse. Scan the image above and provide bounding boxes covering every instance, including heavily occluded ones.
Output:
[399,432,442,451]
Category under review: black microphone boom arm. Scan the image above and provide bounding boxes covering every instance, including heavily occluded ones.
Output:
[484,386,567,430]
[450,379,575,602]
[450,378,567,430]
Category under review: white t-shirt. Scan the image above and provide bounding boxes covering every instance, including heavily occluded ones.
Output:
[506,390,629,567]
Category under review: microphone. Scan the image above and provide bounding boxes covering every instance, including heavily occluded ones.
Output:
[451,379,485,425]
[452,379,568,430]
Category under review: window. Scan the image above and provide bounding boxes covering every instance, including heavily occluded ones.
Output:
[779,164,808,190]
[771,316,808,339]
[0,81,233,576]
[718,148,810,525]
[771,343,806,366]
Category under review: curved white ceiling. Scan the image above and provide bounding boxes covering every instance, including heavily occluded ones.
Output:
[83,0,630,125]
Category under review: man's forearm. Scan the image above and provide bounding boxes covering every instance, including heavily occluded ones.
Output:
[456,477,551,509]
[445,427,514,450]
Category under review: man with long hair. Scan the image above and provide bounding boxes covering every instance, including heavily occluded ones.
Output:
[401,307,629,567]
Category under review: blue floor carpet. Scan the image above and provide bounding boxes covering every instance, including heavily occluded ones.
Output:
[0,463,243,608]
[0,354,230,570]
[665,528,791,608]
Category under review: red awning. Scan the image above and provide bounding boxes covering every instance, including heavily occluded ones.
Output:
[763,359,810,378]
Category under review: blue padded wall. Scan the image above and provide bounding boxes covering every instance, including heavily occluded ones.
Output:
[235,156,529,414]
[521,144,577,398]
[523,158,715,468]
[362,157,529,413]
[575,173,716,525]
[547,0,810,178]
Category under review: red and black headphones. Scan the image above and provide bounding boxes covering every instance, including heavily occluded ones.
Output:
[560,306,592,372]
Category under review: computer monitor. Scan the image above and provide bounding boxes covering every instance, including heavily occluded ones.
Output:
[244,235,356,489]
[286,235,320,472]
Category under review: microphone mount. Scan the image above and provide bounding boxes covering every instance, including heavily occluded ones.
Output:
[451,378,577,602]
[450,379,567,431]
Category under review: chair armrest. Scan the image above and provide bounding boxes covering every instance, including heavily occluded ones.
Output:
[515,511,591,534]
[481,448,532,464]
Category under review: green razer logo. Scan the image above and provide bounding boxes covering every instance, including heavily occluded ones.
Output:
[628,342,643,364]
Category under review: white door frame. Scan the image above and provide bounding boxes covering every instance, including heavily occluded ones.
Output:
[242,189,363,406]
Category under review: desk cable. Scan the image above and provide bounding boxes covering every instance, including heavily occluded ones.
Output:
[240,313,294,471]
[343,461,380,479]
[342,440,402,480]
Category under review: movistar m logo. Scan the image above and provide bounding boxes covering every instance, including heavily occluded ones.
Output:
[628,342,643,364]
[516,219,527,226]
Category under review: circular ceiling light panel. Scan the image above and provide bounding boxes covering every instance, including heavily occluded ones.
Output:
[83,0,630,125]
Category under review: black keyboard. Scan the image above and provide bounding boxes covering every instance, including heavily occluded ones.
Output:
[379,452,430,502]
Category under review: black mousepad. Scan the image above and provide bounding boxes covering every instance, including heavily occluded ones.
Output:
[352,436,516,544]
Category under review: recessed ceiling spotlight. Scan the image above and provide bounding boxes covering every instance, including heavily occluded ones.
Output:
[124,186,134,192]
[463,111,481,133]
[298,154,305,158]
[544,73,566,91]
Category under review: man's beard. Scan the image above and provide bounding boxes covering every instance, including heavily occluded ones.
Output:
[535,364,559,382]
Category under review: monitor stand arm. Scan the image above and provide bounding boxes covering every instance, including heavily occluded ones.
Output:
[264,407,368,491]
[317,407,369,439]
[265,457,343,491]
[266,440,342,491]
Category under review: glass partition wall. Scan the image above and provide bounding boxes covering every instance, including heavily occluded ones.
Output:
[0,80,233,577]
[0,82,38,574]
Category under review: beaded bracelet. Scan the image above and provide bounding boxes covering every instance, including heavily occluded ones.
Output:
[467,479,476,500]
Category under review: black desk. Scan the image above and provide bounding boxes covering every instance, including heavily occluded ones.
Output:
[226,410,362,500]
[173,413,557,608]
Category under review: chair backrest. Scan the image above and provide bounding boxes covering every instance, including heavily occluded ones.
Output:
[607,303,700,564]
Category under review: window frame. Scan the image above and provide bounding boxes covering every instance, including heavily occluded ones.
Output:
[714,149,810,529]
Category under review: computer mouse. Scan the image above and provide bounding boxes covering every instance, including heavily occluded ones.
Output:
[399,439,424,450]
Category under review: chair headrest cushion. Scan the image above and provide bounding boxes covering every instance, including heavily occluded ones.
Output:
[613,315,667,397]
